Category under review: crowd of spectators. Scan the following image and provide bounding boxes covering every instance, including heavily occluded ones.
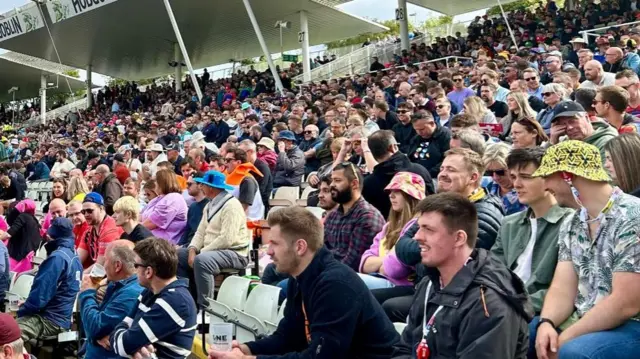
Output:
[1,0,640,358]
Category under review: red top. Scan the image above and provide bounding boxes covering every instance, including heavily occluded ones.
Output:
[77,216,123,268]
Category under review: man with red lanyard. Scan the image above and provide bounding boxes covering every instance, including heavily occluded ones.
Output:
[77,192,123,270]
[391,193,532,359]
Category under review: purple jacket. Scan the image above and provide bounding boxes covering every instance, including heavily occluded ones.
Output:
[359,218,416,286]
[140,193,187,244]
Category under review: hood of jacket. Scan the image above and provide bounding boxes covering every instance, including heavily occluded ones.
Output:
[45,217,76,254]
[425,248,534,322]
[588,120,618,141]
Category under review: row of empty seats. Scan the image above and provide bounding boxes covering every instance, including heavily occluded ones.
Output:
[205,276,284,344]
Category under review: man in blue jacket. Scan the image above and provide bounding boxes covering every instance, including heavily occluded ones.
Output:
[79,240,143,359]
[17,217,82,341]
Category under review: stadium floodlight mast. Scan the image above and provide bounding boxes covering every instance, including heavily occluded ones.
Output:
[8,86,19,127]
[274,20,291,65]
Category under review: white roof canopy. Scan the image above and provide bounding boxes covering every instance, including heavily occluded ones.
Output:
[0,51,95,103]
[0,0,387,81]
[408,0,514,16]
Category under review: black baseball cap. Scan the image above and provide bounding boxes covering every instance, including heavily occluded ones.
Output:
[551,101,586,122]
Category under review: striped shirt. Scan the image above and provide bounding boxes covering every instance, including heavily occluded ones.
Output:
[110,279,197,358]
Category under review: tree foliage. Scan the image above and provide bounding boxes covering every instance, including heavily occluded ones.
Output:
[486,0,565,16]
[325,19,415,49]
[63,70,80,78]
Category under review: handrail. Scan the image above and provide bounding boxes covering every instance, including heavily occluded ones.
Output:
[579,20,640,44]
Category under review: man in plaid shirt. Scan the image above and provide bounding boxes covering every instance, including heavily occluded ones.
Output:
[324,162,385,271]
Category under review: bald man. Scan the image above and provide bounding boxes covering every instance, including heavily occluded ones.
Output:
[603,47,627,73]
[581,60,616,90]
[78,239,143,359]
[48,198,67,219]
[396,82,412,109]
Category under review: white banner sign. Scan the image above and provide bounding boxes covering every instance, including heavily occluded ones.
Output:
[46,0,119,24]
[0,5,44,43]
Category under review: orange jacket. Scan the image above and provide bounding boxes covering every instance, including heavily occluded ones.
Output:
[225,162,263,186]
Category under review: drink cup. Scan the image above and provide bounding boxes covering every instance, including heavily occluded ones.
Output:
[90,264,106,284]
[8,294,20,312]
[210,323,234,352]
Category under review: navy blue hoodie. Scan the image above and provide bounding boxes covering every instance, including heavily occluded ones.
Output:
[18,217,82,329]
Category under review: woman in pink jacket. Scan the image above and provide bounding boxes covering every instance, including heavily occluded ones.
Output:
[358,172,426,289]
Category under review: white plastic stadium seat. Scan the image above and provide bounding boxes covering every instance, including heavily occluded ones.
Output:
[265,298,288,334]
[296,186,315,206]
[277,299,287,322]
[394,322,407,335]
[32,245,48,267]
[305,207,326,220]
[7,273,35,299]
[234,284,281,343]
[206,276,252,325]
[8,271,16,291]
[269,187,299,207]
[266,206,287,219]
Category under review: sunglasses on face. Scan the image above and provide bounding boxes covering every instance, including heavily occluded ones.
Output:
[486,169,506,177]
[81,208,95,215]
[542,92,555,97]
[304,131,314,135]
[524,77,536,82]
[436,105,446,109]
[453,78,463,82]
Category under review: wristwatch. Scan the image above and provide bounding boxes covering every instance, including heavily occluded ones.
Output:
[536,318,556,330]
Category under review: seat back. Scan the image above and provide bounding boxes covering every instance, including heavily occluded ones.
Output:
[269,186,299,207]
[277,299,287,322]
[243,284,281,323]
[304,207,326,220]
[217,276,252,311]
[393,322,407,335]
[296,186,316,206]
[8,271,17,291]
[34,245,47,261]
[10,273,35,299]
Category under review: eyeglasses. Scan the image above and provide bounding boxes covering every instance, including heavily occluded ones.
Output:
[81,208,95,215]
[542,92,555,97]
[486,169,506,177]
[224,158,236,163]
[524,77,537,82]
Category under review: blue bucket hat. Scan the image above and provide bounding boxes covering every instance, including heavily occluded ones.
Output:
[194,170,234,191]
[277,130,296,142]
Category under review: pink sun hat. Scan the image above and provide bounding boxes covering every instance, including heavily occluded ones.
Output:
[384,171,426,201]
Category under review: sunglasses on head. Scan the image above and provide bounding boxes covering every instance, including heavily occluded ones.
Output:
[486,169,506,177]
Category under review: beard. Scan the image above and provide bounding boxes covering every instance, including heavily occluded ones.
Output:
[331,186,353,204]
[273,248,300,274]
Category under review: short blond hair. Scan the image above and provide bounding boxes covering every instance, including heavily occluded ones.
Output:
[113,196,141,222]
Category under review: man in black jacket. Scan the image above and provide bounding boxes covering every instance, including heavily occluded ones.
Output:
[209,206,399,359]
[392,193,533,359]
[363,130,434,217]
[392,102,417,154]
[375,148,504,323]
[407,112,451,178]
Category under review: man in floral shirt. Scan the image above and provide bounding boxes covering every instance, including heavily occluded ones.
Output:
[530,140,640,359]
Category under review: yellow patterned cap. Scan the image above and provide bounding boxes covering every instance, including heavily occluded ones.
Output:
[532,140,610,181]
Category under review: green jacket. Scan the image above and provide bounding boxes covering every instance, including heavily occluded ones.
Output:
[491,204,574,313]
[584,120,617,163]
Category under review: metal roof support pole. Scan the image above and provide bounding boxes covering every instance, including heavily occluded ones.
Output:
[40,74,47,125]
[162,0,202,101]
[174,43,183,92]
[398,0,410,51]
[300,11,311,83]
[242,0,285,95]
[86,65,93,108]
[496,0,519,51]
